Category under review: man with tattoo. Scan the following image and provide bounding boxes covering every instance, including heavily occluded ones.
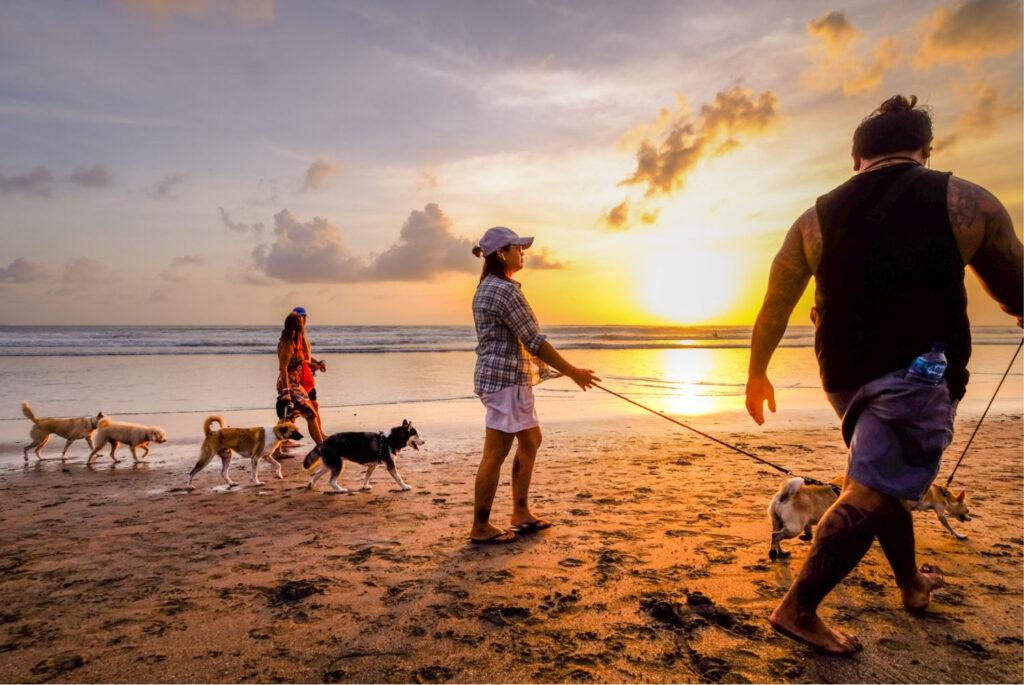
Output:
[745,95,1023,654]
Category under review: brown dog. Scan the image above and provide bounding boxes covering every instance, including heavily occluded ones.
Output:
[22,401,106,461]
[187,415,303,489]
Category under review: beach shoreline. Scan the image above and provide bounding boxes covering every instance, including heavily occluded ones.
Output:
[1,402,1020,683]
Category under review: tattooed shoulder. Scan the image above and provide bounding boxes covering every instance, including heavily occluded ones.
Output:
[794,206,822,273]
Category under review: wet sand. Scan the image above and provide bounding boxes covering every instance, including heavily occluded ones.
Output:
[0,403,1021,683]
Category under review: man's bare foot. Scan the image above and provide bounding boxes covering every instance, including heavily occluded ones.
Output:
[903,564,945,612]
[770,605,862,655]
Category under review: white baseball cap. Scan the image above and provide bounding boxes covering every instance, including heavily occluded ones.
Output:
[475,226,534,257]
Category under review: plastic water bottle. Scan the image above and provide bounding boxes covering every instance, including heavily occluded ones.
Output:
[907,342,947,384]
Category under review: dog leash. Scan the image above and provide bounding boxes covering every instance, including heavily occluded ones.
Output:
[592,383,832,487]
[944,338,1023,488]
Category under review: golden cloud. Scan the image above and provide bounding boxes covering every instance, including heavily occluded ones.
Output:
[807,10,860,58]
[915,0,1023,67]
[619,86,779,198]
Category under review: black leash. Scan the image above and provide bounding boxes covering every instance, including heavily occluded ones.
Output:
[593,383,833,488]
[944,339,1023,488]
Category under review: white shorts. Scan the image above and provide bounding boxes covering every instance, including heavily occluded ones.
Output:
[480,385,539,434]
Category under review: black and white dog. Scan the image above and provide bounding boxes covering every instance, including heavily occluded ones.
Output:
[303,420,424,494]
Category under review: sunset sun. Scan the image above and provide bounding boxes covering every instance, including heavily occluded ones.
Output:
[636,248,744,324]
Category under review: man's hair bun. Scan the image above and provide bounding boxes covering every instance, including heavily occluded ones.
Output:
[877,94,917,115]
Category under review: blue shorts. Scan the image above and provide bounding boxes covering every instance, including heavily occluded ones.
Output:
[828,370,957,500]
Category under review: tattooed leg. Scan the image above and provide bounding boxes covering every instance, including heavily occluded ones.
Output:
[470,427,515,541]
[875,497,945,610]
[510,426,542,528]
[770,483,883,654]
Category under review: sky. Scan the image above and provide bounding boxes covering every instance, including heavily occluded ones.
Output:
[0,0,1021,326]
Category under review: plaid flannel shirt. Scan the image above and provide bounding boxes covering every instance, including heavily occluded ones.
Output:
[472,275,549,396]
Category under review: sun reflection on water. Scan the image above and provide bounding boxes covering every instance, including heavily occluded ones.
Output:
[647,348,734,417]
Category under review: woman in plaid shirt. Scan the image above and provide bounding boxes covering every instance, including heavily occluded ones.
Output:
[469,227,599,544]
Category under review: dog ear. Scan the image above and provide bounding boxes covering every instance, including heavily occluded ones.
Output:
[403,419,410,428]
[956,490,965,501]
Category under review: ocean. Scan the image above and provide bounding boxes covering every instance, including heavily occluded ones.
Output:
[1,325,1020,426]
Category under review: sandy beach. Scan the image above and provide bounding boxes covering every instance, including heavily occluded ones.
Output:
[1,395,1020,684]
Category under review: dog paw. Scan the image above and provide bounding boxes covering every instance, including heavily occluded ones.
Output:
[401,485,412,491]
[955,534,968,540]
[253,481,265,487]
[326,488,349,495]
[227,482,239,489]
[360,485,372,491]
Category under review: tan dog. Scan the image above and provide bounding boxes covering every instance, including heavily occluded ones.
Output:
[87,419,167,464]
[187,415,303,489]
[22,401,107,461]
[768,476,972,559]
[767,477,840,560]
[907,484,971,540]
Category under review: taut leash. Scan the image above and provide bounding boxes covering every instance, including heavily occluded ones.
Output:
[945,339,1023,488]
[592,382,832,487]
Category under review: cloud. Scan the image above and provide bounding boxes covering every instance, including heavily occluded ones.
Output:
[842,37,905,96]
[252,209,365,283]
[220,207,264,233]
[250,204,514,283]
[807,10,860,58]
[601,199,631,231]
[161,254,206,282]
[934,80,1023,151]
[68,164,114,188]
[619,86,779,198]
[361,203,476,281]
[916,0,1023,67]
[0,258,49,283]
[524,247,567,270]
[62,257,117,284]
[154,173,186,198]
[302,158,339,191]
[0,166,54,197]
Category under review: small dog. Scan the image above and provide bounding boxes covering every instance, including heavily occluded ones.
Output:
[21,401,106,461]
[907,484,971,540]
[767,477,840,561]
[87,418,167,464]
[187,415,304,489]
[303,420,424,494]
[767,476,972,559]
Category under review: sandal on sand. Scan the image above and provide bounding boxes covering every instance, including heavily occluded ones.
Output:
[470,530,517,545]
[771,621,862,655]
[510,519,553,535]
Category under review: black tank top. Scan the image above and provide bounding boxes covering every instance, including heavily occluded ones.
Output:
[814,163,971,400]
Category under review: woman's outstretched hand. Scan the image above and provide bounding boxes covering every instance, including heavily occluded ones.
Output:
[569,367,600,390]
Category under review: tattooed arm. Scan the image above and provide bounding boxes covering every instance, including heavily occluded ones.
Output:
[948,177,1023,325]
[746,207,816,424]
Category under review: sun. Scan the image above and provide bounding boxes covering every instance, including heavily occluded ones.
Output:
[635,247,745,324]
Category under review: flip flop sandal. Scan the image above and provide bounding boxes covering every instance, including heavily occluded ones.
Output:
[470,530,517,545]
[510,519,553,535]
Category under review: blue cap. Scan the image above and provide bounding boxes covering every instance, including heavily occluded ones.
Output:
[292,306,307,317]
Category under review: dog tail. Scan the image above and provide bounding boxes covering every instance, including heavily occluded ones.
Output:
[303,445,322,471]
[776,477,805,503]
[203,415,224,436]
[21,401,38,423]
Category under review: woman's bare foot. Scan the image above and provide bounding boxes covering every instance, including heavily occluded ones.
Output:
[469,522,515,544]
[770,605,862,655]
[903,564,945,611]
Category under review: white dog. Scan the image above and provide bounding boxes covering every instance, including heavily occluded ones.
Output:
[87,419,167,463]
